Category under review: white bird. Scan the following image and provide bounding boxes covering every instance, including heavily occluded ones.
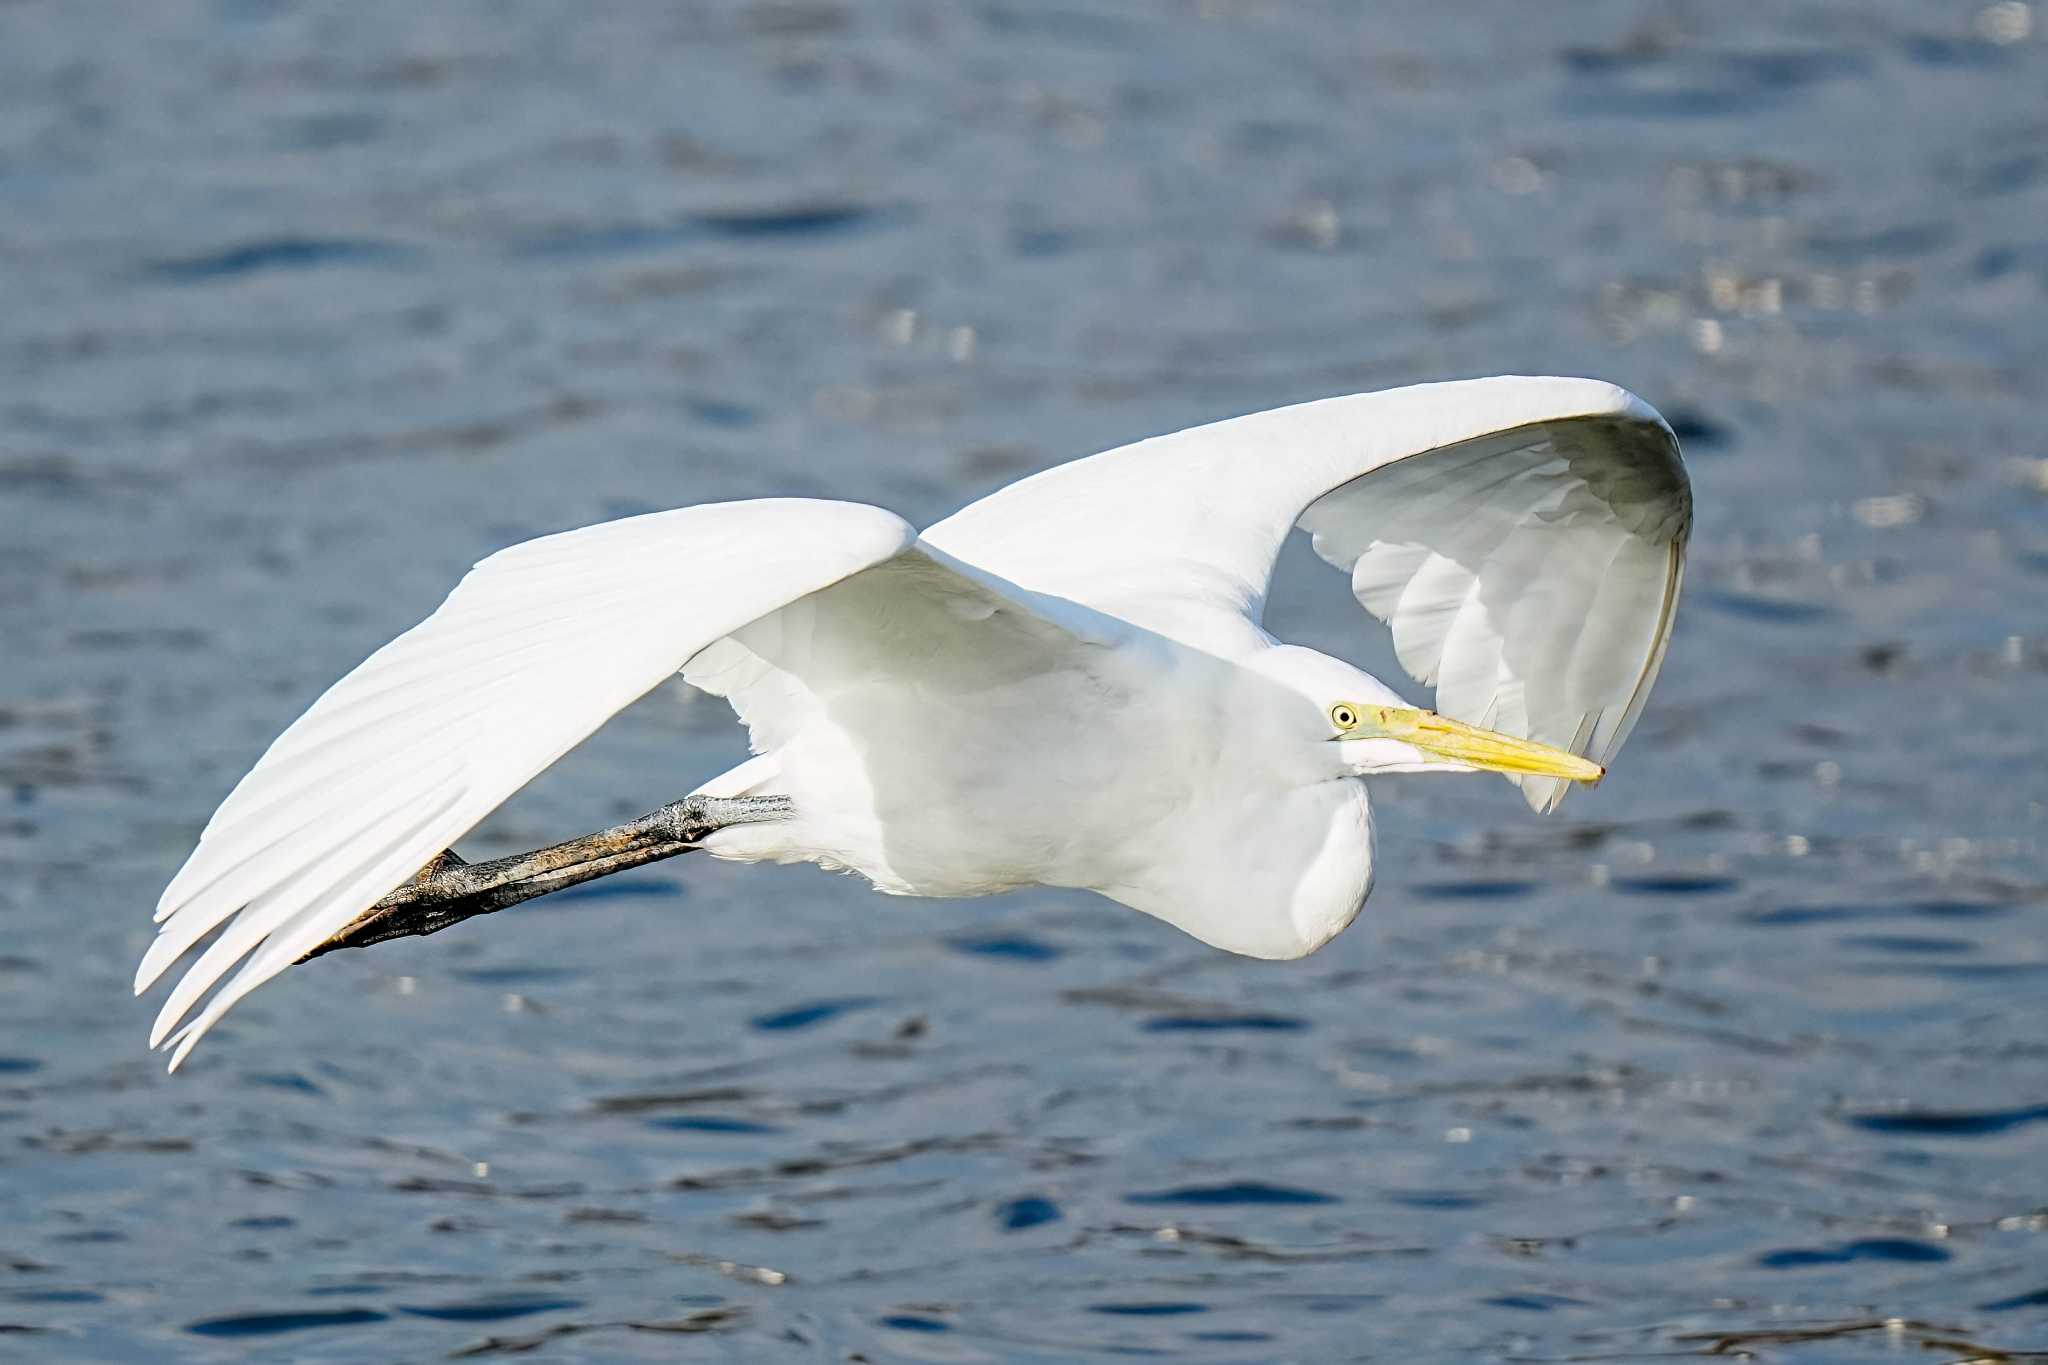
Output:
[138,376,1690,1070]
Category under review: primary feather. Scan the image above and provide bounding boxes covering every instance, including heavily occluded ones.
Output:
[140,500,919,1067]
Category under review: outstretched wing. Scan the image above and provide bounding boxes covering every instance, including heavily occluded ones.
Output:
[140,499,915,1070]
[924,376,1690,812]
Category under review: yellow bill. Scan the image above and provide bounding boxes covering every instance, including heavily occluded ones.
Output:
[1332,704,1604,784]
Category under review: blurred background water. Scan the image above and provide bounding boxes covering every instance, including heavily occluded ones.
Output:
[3,1,2047,1360]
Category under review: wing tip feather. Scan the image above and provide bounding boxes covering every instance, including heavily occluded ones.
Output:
[142,496,925,1072]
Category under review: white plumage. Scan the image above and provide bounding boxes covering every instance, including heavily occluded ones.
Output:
[140,376,1690,1069]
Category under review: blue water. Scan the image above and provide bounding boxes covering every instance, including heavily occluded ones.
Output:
[4,2,2047,1359]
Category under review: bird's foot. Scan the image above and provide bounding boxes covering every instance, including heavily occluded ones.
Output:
[297,793,796,963]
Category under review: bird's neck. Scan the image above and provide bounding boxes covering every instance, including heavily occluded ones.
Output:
[1100,779,1374,961]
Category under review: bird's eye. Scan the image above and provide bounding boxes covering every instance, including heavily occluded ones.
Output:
[1330,704,1358,730]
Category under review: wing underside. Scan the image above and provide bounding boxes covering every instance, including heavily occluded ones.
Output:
[1300,414,1689,811]
[925,377,1691,812]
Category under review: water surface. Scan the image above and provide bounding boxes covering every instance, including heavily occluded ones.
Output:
[3,1,2046,1359]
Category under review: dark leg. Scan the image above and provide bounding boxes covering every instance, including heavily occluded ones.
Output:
[297,794,792,962]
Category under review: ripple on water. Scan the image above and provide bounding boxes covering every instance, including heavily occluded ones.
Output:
[146,238,409,281]
[1838,934,1978,953]
[511,203,895,259]
[1699,590,1839,624]
[1126,1182,1338,1207]
[443,1308,742,1358]
[748,997,879,1030]
[1609,874,1741,895]
[1384,1189,1491,1210]
[996,1197,1062,1230]
[397,1297,583,1323]
[1740,899,2014,927]
[547,876,683,904]
[1756,1237,1951,1268]
[1141,1013,1306,1033]
[1844,1104,2048,1137]
[589,1086,754,1115]
[1406,880,1541,900]
[948,933,1065,961]
[186,1308,389,1337]
[646,1115,783,1134]
[1484,1292,1590,1311]
[1659,407,1737,449]
[240,1071,324,1095]
[879,1313,949,1332]
[694,203,890,239]
[447,964,580,985]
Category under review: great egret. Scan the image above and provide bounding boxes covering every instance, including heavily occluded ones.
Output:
[139,376,1690,1070]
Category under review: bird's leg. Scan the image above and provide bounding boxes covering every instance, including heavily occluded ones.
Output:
[296,794,792,963]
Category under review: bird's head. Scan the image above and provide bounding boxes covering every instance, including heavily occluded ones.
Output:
[1259,647,1603,785]
[1324,699,1603,783]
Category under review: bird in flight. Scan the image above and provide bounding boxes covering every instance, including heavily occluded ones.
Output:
[138,376,1691,1070]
